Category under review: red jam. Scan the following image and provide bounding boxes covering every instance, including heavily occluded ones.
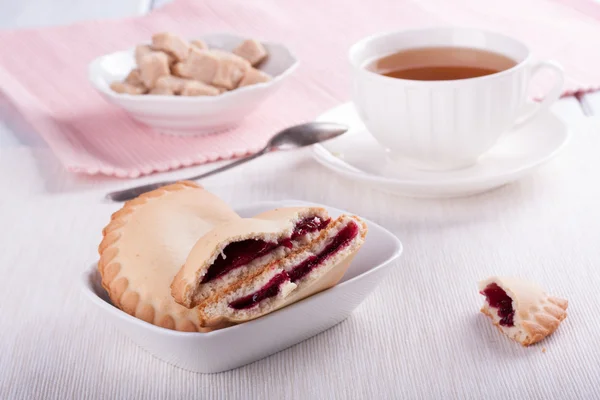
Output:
[201,240,277,283]
[202,216,330,283]
[228,272,290,310]
[481,283,515,327]
[291,216,330,239]
[288,222,359,282]
[227,221,359,310]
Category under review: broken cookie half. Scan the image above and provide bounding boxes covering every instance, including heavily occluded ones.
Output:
[171,207,367,329]
[478,277,568,346]
[98,181,241,332]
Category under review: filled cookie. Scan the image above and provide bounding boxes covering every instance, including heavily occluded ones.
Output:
[478,276,568,346]
[98,181,240,332]
[171,207,332,307]
[171,209,368,329]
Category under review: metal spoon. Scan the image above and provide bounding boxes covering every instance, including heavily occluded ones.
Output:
[105,122,348,202]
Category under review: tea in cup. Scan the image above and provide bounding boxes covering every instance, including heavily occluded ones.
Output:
[350,28,565,170]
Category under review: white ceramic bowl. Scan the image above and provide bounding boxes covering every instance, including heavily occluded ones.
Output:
[81,200,402,373]
[88,33,299,136]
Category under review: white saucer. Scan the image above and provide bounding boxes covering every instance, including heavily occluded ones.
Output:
[312,102,571,198]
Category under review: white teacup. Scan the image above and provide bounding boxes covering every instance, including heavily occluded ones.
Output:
[350,28,565,171]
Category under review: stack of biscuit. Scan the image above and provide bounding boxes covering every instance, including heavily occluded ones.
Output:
[110,32,272,96]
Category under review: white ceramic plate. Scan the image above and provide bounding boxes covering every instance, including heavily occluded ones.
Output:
[88,33,298,136]
[81,200,402,373]
[312,102,571,198]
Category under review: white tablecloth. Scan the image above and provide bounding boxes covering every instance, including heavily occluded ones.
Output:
[2,115,600,399]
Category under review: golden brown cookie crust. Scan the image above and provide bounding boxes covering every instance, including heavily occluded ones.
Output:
[98,181,240,332]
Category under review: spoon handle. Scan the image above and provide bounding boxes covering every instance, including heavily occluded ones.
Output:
[186,147,268,181]
[105,147,268,202]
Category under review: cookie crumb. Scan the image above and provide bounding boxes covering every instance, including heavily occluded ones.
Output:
[542,347,547,353]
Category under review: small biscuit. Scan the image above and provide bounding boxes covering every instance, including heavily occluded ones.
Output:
[151,32,191,62]
[211,49,251,68]
[232,39,268,66]
[137,45,175,66]
[212,59,246,89]
[149,87,174,95]
[210,50,251,90]
[155,75,189,94]
[238,68,272,87]
[176,48,220,83]
[138,52,170,88]
[110,82,146,95]
[135,45,153,66]
[171,62,187,78]
[124,69,145,88]
[180,80,221,96]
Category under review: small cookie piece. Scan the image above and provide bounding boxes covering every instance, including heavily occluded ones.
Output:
[124,69,145,88]
[174,48,250,90]
[110,82,146,95]
[149,87,174,95]
[151,32,191,62]
[190,39,208,50]
[171,62,187,78]
[135,44,153,66]
[210,50,251,90]
[238,68,271,87]
[211,49,251,65]
[180,80,221,96]
[176,48,220,83]
[232,39,268,66]
[136,44,175,66]
[479,277,568,346]
[138,52,170,88]
[212,58,246,90]
[155,75,189,94]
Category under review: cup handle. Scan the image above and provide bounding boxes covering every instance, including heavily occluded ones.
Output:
[513,60,565,130]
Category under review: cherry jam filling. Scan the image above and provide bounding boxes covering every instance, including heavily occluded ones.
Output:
[227,222,359,310]
[201,240,278,283]
[481,283,515,327]
[288,222,359,282]
[202,216,330,283]
[228,272,290,310]
[291,216,330,239]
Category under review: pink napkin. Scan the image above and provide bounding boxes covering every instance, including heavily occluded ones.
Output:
[1,0,600,178]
